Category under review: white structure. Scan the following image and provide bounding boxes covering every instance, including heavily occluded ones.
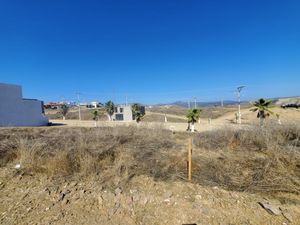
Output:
[112,105,146,121]
[0,83,49,127]
[112,105,133,121]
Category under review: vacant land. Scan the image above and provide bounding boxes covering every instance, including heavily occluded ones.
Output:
[1,124,300,224]
[49,107,300,135]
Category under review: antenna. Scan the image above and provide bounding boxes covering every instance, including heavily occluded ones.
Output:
[236,86,246,124]
[76,92,81,121]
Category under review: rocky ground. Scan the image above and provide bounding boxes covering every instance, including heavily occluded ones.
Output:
[1,166,299,225]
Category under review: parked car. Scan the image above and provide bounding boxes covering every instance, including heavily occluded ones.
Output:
[281,104,299,109]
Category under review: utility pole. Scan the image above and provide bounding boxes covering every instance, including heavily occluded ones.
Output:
[236,86,246,124]
[76,92,81,121]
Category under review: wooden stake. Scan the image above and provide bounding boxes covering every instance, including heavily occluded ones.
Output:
[188,137,193,181]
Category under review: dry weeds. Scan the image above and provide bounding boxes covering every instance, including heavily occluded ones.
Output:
[0,124,299,195]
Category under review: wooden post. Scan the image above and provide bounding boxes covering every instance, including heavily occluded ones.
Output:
[188,137,193,181]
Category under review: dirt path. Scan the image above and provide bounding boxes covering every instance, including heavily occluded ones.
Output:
[146,111,187,120]
[50,108,300,132]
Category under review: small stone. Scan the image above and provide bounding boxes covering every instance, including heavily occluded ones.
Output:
[164,198,171,205]
[130,189,137,194]
[132,194,140,202]
[195,195,202,201]
[115,187,122,196]
[15,164,21,169]
[259,202,281,216]
[163,191,173,199]
[200,207,210,215]
[58,193,66,202]
[101,191,115,202]
[140,196,148,205]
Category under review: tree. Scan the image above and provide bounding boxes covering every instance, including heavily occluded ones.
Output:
[132,103,144,123]
[250,98,274,127]
[105,101,115,121]
[186,108,201,132]
[92,110,99,127]
[60,104,69,120]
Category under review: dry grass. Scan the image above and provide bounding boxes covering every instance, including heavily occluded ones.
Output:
[0,124,300,195]
[193,124,300,194]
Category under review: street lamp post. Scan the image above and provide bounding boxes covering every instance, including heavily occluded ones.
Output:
[76,92,81,121]
[236,86,246,124]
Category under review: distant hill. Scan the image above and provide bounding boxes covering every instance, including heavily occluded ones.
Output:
[155,100,248,108]
[154,96,300,108]
[272,97,300,106]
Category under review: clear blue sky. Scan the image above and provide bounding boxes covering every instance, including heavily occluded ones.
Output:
[0,0,299,104]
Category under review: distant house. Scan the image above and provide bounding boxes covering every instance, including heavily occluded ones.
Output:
[0,83,49,127]
[44,102,65,109]
[87,101,103,108]
[112,105,145,121]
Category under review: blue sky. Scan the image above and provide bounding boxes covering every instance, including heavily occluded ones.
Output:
[0,0,299,104]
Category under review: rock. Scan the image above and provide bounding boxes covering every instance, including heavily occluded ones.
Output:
[101,191,115,202]
[58,193,66,201]
[195,195,202,201]
[140,196,148,205]
[15,164,21,169]
[163,191,173,199]
[130,189,137,194]
[259,202,282,216]
[164,198,171,205]
[115,187,122,196]
[200,207,210,215]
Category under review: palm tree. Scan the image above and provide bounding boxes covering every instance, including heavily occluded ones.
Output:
[60,104,69,120]
[92,110,99,127]
[132,103,143,123]
[105,101,115,121]
[186,108,201,132]
[250,98,274,127]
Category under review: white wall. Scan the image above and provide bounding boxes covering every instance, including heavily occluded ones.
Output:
[112,105,133,121]
[0,83,49,127]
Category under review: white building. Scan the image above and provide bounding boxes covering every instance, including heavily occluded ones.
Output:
[0,83,49,127]
[111,105,146,121]
[112,105,133,121]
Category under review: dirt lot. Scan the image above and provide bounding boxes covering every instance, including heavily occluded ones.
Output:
[49,107,300,133]
[1,125,300,225]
